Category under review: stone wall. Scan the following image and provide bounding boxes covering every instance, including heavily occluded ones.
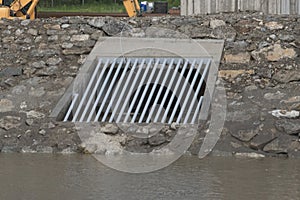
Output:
[0,13,299,157]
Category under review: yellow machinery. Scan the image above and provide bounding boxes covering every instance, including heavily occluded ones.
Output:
[123,0,140,17]
[0,0,39,19]
[0,0,139,19]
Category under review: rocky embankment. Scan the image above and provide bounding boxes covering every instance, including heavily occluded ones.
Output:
[0,12,299,157]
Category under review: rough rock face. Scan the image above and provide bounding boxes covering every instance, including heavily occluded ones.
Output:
[0,13,299,158]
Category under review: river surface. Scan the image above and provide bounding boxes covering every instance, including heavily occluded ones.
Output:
[0,154,299,200]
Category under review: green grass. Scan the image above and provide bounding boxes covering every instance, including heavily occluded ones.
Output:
[38,3,126,13]
[38,0,180,13]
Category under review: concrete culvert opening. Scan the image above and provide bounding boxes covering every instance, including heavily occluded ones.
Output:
[51,38,224,126]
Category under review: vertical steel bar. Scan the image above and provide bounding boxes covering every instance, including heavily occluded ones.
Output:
[124,59,154,123]
[79,60,111,122]
[125,59,159,122]
[72,59,102,122]
[63,93,79,122]
[85,60,111,122]
[167,60,197,124]
[136,59,167,123]
[102,59,132,122]
[117,59,146,122]
[161,59,190,123]
[94,59,124,122]
[176,59,204,124]
[141,59,174,123]
[150,59,182,123]
[111,59,139,123]
[90,59,117,122]
[183,60,210,124]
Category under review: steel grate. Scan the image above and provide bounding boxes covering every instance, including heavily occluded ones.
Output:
[64,57,211,124]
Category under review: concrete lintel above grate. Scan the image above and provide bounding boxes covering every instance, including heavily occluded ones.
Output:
[90,37,224,65]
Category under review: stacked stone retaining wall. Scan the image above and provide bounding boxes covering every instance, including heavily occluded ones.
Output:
[0,13,299,158]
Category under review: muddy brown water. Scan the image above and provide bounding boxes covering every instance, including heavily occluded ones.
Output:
[0,154,299,200]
